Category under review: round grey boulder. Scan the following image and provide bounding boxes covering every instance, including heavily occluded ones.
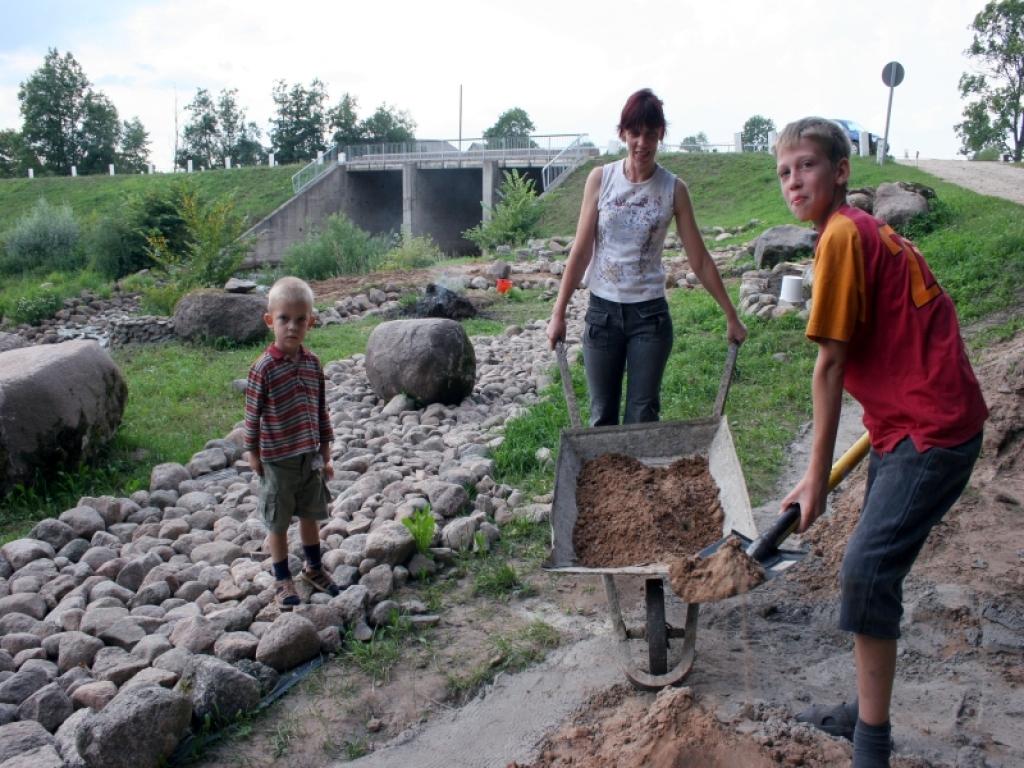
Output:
[365,319,476,405]
[873,182,931,229]
[172,290,268,346]
[753,225,817,269]
[0,341,127,496]
[76,685,191,768]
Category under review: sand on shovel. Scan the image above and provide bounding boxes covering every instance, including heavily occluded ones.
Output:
[667,536,765,603]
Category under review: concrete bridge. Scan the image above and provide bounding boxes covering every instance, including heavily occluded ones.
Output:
[244,135,596,265]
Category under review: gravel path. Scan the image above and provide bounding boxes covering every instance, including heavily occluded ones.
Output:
[896,158,1024,206]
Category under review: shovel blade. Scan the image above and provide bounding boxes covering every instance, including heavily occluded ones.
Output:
[698,530,805,580]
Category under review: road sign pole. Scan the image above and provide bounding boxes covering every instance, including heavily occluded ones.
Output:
[879,83,894,167]
[879,61,905,167]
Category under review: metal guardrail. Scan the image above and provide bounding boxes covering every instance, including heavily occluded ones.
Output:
[291,144,342,194]
[291,134,589,193]
[541,135,595,193]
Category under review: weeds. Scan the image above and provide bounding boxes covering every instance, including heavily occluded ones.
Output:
[341,614,413,685]
[401,506,436,555]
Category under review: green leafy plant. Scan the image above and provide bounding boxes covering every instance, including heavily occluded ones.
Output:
[1,198,83,275]
[401,505,436,555]
[12,289,62,324]
[282,213,389,280]
[379,233,443,270]
[463,169,540,251]
[146,189,252,289]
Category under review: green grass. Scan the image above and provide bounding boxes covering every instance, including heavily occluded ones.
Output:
[0,164,301,235]
[0,270,112,325]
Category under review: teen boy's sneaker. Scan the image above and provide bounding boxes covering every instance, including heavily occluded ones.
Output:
[795,699,859,741]
[275,579,301,610]
[300,566,340,597]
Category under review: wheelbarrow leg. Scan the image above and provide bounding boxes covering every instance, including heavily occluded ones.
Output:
[602,575,628,641]
[624,597,700,692]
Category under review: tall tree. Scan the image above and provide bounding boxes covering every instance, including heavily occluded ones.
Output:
[681,131,709,152]
[216,88,263,165]
[328,93,362,146]
[18,48,91,175]
[119,117,151,173]
[483,107,536,147]
[955,0,1024,161]
[269,79,329,163]
[78,92,121,174]
[741,115,776,151]
[358,103,416,144]
[0,129,36,178]
[177,88,220,169]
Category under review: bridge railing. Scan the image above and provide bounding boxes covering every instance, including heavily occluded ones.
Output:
[541,135,597,193]
[291,144,342,194]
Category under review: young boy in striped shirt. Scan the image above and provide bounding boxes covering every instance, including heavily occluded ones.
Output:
[244,276,339,609]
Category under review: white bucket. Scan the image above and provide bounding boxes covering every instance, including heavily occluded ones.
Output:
[780,275,804,304]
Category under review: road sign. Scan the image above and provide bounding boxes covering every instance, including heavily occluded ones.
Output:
[879,61,905,166]
[882,61,905,88]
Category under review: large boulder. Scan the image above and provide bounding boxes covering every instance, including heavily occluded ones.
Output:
[752,225,817,269]
[175,655,260,725]
[365,319,476,405]
[76,685,191,768]
[172,290,267,346]
[872,182,931,229]
[0,341,127,495]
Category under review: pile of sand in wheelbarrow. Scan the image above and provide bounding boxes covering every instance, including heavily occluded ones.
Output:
[573,453,724,567]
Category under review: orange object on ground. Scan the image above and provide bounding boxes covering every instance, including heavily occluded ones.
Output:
[496,278,512,294]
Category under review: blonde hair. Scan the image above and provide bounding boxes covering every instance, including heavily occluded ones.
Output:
[267,276,314,311]
[776,117,852,166]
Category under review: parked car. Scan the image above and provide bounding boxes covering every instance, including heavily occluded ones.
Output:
[832,119,883,156]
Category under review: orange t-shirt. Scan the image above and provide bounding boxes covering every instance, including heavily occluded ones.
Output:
[806,205,987,454]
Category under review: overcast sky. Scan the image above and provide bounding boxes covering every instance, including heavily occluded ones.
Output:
[0,0,990,172]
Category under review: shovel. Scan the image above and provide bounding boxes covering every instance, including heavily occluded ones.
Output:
[699,431,872,577]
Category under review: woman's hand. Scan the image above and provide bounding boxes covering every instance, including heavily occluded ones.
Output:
[546,314,566,350]
[727,315,748,345]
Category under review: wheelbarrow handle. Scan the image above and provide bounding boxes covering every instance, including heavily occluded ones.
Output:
[555,340,583,429]
[713,342,740,419]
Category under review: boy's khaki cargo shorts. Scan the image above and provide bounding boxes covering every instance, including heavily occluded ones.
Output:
[258,452,329,534]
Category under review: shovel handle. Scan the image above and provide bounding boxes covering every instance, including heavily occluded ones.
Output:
[748,432,872,564]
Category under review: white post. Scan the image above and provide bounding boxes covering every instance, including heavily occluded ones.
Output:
[316,150,324,165]
[71,165,77,177]
[767,130,777,154]
[225,157,232,169]
[28,168,34,179]
[338,152,346,165]
[108,164,115,176]
[187,158,193,173]
[860,136,869,157]
[268,152,275,167]
[734,132,743,153]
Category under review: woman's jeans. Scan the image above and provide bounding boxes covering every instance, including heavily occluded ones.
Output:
[582,294,673,426]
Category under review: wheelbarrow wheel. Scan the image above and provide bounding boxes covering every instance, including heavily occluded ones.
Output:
[645,578,668,675]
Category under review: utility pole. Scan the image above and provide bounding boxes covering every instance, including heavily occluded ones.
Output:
[458,84,463,152]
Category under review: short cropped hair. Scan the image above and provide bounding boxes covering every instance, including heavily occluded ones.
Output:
[618,89,667,136]
[776,117,851,166]
[267,276,314,311]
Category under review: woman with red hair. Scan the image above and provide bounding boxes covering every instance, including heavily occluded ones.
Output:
[547,89,746,425]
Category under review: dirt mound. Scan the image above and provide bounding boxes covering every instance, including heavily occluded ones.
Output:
[668,536,765,603]
[573,454,723,567]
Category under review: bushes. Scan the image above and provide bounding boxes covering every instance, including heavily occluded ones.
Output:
[0,199,84,275]
[282,214,390,280]
[463,169,540,252]
[379,234,443,270]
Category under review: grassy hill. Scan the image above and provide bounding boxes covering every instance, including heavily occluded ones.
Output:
[0,163,302,233]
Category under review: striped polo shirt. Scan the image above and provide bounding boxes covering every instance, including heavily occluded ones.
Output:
[244,344,333,462]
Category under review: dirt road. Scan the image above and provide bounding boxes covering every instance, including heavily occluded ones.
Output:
[895,158,1024,206]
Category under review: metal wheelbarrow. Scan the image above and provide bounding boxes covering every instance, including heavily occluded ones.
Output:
[545,341,753,691]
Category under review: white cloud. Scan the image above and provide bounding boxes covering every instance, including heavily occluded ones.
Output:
[0,0,989,171]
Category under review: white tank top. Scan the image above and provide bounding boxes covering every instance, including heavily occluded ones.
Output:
[587,159,676,303]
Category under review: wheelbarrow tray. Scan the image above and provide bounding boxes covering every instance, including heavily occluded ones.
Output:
[545,415,757,575]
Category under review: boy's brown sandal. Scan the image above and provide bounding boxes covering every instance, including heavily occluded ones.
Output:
[275,579,301,610]
[300,566,340,597]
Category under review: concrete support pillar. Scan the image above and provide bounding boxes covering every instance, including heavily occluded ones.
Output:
[402,163,418,237]
[481,160,501,223]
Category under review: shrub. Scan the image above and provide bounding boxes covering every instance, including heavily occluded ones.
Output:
[463,169,540,252]
[11,289,62,325]
[379,234,443,270]
[0,199,83,275]
[85,214,140,280]
[282,214,389,280]
[147,190,252,289]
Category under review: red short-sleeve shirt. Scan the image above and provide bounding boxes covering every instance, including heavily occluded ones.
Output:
[806,205,987,454]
